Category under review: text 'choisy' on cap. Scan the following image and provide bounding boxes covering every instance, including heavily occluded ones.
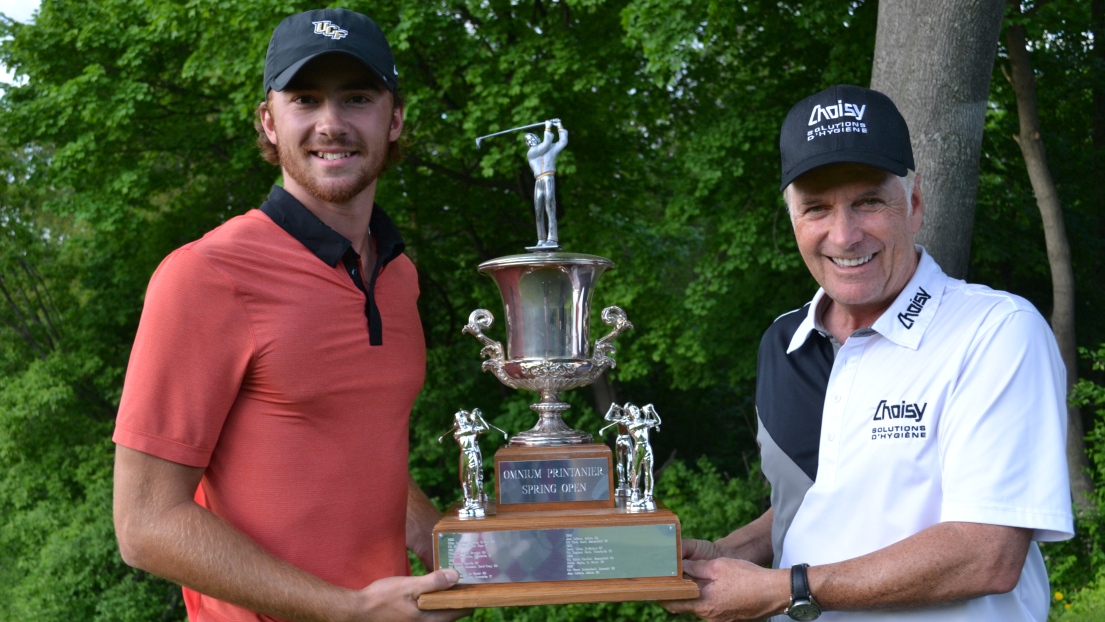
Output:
[778,84,914,191]
[263,8,399,95]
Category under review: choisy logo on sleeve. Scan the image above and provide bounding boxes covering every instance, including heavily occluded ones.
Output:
[313,20,348,40]
[871,399,927,441]
[806,99,867,141]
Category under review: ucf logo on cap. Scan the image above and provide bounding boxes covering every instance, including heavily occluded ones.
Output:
[312,20,348,40]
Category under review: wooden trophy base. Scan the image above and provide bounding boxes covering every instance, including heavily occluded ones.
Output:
[419,576,700,609]
[418,500,699,609]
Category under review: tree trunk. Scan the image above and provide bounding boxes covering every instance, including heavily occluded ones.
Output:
[1005,16,1094,512]
[870,0,1005,279]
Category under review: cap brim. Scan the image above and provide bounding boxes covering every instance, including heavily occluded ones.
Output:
[779,150,910,191]
[267,50,394,93]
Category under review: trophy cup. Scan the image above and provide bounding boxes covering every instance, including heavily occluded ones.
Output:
[418,120,698,609]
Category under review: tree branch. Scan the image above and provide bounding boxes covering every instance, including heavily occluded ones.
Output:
[0,272,48,358]
[18,257,62,347]
[419,271,459,348]
[405,154,519,194]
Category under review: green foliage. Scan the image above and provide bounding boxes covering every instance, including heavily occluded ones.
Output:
[1044,344,1105,619]
[1050,578,1105,620]
[975,0,1105,353]
[655,456,769,542]
[1072,345,1105,427]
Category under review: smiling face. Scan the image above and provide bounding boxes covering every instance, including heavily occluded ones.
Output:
[260,53,403,207]
[787,162,924,329]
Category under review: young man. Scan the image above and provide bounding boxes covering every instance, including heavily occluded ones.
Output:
[112,9,467,622]
[664,85,1074,621]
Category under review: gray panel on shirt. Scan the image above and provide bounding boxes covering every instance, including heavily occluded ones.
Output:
[758,410,814,570]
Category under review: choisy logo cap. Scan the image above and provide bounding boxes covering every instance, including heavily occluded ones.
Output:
[779,84,914,191]
[263,8,399,96]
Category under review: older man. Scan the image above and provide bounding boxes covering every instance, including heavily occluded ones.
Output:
[665,84,1073,621]
[112,9,466,622]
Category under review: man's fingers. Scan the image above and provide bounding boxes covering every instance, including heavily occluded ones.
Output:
[412,572,472,622]
[658,597,697,614]
[425,605,474,622]
[682,538,717,561]
[682,558,715,580]
[408,568,460,597]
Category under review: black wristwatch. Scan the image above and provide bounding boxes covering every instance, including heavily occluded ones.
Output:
[785,563,822,621]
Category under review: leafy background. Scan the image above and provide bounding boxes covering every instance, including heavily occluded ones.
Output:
[0,1,1102,620]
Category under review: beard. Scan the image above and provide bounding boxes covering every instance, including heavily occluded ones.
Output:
[277,133,390,205]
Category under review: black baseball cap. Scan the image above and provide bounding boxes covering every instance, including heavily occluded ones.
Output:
[263,9,398,96]
[778,85,913,191]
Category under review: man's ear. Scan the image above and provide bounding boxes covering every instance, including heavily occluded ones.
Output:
[910,172,925,234]
[389,103,404,142]
[260,99,278,146]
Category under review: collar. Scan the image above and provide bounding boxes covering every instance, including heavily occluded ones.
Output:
[259,185,406,268]
[787,291,832,354]
[259,185,408,347]
[870,247,946,349]
[787,246,947,353]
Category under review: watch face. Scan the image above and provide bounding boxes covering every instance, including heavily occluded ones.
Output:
[788,601,822,621]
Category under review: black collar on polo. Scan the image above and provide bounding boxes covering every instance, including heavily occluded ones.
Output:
[260,185,407,346]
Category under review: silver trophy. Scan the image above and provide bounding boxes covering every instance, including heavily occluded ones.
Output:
[419,119,697,612]
[467,119,633,447]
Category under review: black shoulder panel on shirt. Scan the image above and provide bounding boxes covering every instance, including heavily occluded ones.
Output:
[756,304,834,481]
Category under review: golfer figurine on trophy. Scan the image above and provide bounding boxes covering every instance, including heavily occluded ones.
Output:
[601,403,633,498]
[524,119,567,251]
[438,408,507,519]
[600,402,661,511]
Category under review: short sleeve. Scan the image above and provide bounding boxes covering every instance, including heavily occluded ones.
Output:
[938,309,1074,542]
[113,248,254,467]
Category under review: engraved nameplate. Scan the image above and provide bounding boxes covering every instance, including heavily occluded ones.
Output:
[437,523,678,583]
[497,457,611,504]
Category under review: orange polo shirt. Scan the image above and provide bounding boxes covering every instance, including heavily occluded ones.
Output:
[114,186,426,621]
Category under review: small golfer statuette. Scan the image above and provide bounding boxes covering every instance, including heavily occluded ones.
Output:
[439,408,507,519]
[600,402,661,512]
[602,403,634,497]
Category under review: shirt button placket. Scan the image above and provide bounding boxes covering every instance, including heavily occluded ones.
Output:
[821,345,861,485]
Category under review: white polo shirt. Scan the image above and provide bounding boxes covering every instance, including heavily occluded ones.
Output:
[761,248,1073,621]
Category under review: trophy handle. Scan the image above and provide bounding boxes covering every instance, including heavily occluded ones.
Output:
[591,306,634,369]
[462,309,514,386]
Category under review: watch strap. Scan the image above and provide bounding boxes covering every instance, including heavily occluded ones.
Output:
[792,563,812,600]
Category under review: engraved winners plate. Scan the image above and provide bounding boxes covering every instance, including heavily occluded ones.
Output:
[420,502,695,609]
[439,522,678,583]
[418,119,698,609]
